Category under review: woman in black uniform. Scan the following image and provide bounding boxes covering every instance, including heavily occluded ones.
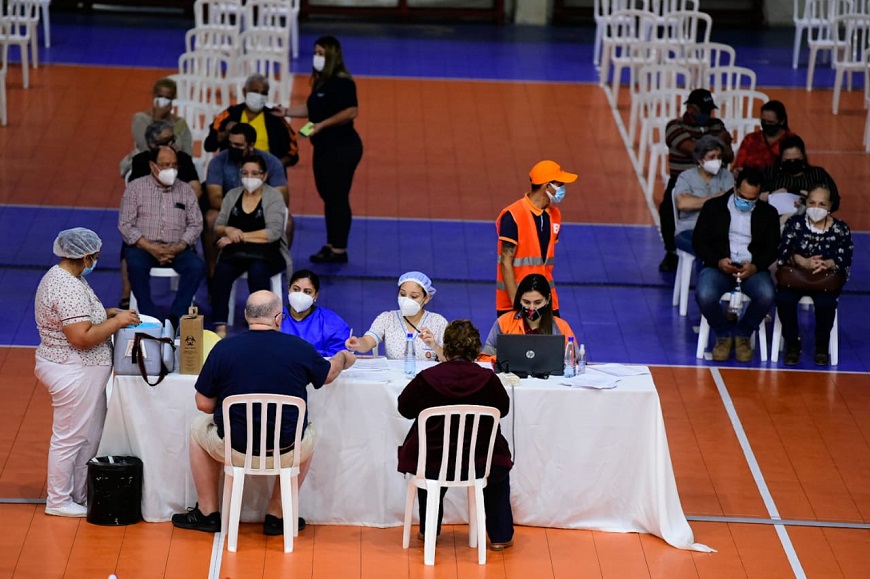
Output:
[285,36,363,264]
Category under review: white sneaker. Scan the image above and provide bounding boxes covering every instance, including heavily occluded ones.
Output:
[45,503,88,517]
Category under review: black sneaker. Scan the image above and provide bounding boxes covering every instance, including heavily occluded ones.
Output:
[783,339,801,366]
[310,246,348,264]
[263,514,306,535]
[658,252,678,273]
[814,351,830,366]
[171,505,220,533]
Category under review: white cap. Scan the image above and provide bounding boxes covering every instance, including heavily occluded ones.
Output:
[53,227,102,258]
[398,271,436,297]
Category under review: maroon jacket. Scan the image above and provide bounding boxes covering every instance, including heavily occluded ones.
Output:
[397,359,513,476]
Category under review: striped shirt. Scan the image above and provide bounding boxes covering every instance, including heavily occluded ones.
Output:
[119,175,203,247]
[666,113,731,176]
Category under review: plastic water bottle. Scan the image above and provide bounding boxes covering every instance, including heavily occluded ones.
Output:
[729,277,744,316]
[404,333,416,376]
[564,336,576,378]
[577,344,587,375]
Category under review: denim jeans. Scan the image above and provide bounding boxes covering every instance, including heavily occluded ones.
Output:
[125,245,205,320]
[696,267,775,338]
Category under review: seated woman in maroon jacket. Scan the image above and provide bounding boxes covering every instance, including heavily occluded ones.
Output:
[397,319,514,551]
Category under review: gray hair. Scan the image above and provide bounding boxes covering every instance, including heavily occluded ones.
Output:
[53,227,102,259]
[245,73,270,92]
[144,119,174,148]
[244,291,282,322]
[693,135,726,163]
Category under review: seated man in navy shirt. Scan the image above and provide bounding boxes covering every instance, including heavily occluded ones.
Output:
[171,290,355,534]
[204,122,292,276]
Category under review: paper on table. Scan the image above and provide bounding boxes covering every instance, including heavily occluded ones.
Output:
[559,373,620,389]
[343,356,390,372]
[767,192,802,216]
[588,363,651,377]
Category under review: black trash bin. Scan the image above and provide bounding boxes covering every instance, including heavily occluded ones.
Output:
[87,456,143,526]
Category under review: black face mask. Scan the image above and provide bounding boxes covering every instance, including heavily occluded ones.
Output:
[228,148,245,163]
[760,122,781,137]
[780,159,805,175]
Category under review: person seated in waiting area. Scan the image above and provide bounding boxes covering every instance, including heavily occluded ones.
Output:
[692,168,780,363]
[397,319,514,551]
[345,271,446,361]
[204,73,299,168]
[280,269,350,357]
[171,291,355,535]
[205,123,291,278]
[479,273,576,364]
[673,135,735,255]
[775,184,853,367]
[211,154,290,338]
[118,146,205,329]
[732,100,796,176]
[761,135,839,221]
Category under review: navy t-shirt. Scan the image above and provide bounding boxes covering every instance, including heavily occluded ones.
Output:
[307,76,359,148]
[499,210,551,261]
[195,330,331,453]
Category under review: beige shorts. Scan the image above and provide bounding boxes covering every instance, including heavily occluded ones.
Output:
[191,413,316,469]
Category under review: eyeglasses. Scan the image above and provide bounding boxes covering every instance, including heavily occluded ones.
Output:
[240,170,265,178]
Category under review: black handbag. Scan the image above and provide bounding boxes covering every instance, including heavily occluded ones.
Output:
[775,265,845,293]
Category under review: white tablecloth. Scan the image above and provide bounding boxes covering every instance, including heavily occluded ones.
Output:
[98,362,710,551]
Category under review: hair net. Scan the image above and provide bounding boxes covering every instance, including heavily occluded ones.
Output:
[398,271,436,297]
[52,227,103,259]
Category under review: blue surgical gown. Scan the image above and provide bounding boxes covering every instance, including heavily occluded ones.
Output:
[280,306,350,357]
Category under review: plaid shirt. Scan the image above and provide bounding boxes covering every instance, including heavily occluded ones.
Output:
[119,175,202,247]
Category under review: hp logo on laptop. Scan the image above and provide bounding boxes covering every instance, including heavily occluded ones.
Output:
[525,350,536,359]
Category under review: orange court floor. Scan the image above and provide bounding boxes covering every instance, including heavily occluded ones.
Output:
[2,48,870,577]
[2,346,870,578]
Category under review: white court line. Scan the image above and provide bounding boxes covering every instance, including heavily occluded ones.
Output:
[710,368,806,579]
[208,532,224,579]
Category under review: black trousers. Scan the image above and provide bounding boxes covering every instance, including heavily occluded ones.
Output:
[657,174,680,253]
[417,465,514,544]
[775,287,839,348]
[312,136,363,250]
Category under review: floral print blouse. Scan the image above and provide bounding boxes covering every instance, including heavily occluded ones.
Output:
[777,214,853,280]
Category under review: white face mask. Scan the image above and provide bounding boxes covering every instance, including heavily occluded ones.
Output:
[701,159,722,175]
[244,92,267,113]
[398,296,422,317]
[313,54,326,72]
[157,168,178,186]
[153,96,172,108]
[241,177,263,193]
[806,207,829,223]
[288,291,314,313]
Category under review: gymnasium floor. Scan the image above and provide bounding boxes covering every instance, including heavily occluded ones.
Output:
[0,10,869,578]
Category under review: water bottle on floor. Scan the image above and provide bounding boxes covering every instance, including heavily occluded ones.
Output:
[404,333,416,376]
[564,336,576,378]
[578,343,587,375]
[729,277,744,319]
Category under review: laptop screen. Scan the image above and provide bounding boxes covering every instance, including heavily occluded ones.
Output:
[494,334,565,378]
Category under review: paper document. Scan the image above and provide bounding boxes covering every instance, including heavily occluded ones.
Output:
[559,373,620,390]
[342,356,390,372]
[587,363,650,377]
[767,192,802,216]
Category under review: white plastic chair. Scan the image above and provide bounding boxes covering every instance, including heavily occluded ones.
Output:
[715,89,770,152]
[696,292,769,361]
[129,267,182,313]
[227,272,283,327]
[175,100,216,178]
[220,394,306,553]
[600,9,658,105]
[703,65,757,93]
[402,405,501,566]
[238,29,292,104]
[194,0,243,31]
[831,14,870,113]
[770,296,839,365]
[638,88,684,204]
[806,0,853,90]
[245,0,300,59]
[670,194,695,317]
[174,50,238,111]
[0,0,40,89]
[668,41,737,88]
[659,9,713,47]
[593,0,651,67]
[185,26,240,57]
[37,0,48,47]
[794,0,853,69]
[630,63,690,151]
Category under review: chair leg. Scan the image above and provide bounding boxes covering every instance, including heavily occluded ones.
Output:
[220,472,232,550]
[679,255,694,317]
[21,45,29,89]
[466,486,477,548]
[830,309,839,366]
[696,316,710,359]
[279,471,295,552]
[672,256,683,307]
[43,4,51,48]
[227,467,245,552]
[423,482,440,566]
[402,481,416,549]
[833,68,844,115]
[474,484,487,565]
[806,47,817,91]
[771,309,783,363]
[792,25,803,69]
[758,318,768,363]
[227,280,237,327]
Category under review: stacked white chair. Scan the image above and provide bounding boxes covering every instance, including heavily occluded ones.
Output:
[830,13,870,113]
[794,0,838,68]
[639,88,685,205]
[593,0,651,67]
[634,65,690,171]
[670,192,695,317]
[246,0,300,60]
[660,9,713,47]
[600,8,658,104]
[806,0,853,90]
[625,41,676,143]
[703,65,757,93]
[238,28,292,105]
[0,0,40,89]
[185,26,241,57]
[715,88,770,153]
[194,0,244,32]
[668,41,736,88]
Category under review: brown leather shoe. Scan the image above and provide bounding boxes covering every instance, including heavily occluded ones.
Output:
[490,540,514,551]
[735,336,753,362]
[711,337,733,361]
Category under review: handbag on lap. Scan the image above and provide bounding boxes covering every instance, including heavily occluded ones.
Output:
[775,264,845,293]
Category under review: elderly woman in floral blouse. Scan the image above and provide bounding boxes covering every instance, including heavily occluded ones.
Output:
[775,184,853,366]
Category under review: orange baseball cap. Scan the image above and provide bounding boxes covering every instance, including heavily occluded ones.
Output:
[529,160,578,185]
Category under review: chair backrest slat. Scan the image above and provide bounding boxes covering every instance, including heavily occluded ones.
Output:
[416,405,501,485]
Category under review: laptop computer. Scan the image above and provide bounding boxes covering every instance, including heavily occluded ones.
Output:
[494,334,565,378]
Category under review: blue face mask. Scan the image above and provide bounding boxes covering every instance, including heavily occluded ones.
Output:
[82,257,97,276]
[549,183,566,203]
[695,112,710,126]
[734,195,756,212]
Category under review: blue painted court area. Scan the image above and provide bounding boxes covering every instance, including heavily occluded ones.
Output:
[2,204,868,372]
